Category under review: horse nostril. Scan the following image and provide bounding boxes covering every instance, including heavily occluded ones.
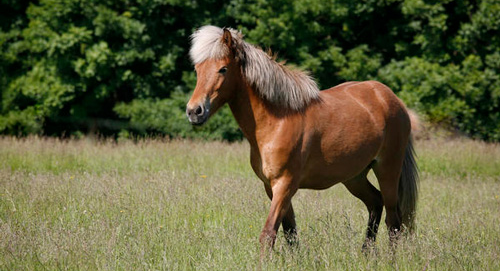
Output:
[195,106,204,116]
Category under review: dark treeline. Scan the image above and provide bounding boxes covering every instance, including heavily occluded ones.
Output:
[0,0,499,141]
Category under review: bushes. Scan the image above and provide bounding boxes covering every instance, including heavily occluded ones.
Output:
[114,91,242,141]
[379,56,500,140]
[0,0,499,141]
[0,0,223,137]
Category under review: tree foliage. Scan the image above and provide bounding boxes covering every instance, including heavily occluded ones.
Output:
[0,0,499,141]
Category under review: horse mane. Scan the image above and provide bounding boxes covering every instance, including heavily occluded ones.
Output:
[189,25,320,111]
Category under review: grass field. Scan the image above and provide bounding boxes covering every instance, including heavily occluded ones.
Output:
[1,136,499,270]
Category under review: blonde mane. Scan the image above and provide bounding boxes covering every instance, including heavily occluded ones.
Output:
[189,25,320,111]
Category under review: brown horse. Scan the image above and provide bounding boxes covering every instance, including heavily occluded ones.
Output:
[186,26,419,252]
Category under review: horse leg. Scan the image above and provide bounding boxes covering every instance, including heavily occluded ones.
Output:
[373,160,404,245]
[263,183,298,246]
[260,178,297,255]
[282,205,298,246]
[343,169,383,251]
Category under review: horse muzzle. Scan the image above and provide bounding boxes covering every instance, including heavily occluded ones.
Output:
[186,103,209,125]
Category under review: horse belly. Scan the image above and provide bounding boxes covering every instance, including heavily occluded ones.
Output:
[299,171,344,189]
[299,131,383,189]
[299,156,370,189]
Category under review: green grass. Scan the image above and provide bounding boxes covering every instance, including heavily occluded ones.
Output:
[1,136,499,270]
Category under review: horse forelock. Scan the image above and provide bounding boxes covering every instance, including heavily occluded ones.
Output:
[189,26,241,64]
[190,25,320,111]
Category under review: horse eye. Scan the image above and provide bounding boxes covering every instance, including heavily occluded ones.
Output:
[218,67,227,74]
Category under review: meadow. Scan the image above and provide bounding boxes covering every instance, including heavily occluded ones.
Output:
[1,136,499,270]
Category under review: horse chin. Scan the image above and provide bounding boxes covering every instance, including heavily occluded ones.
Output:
[188,115,208,126]
[190,120,207,126]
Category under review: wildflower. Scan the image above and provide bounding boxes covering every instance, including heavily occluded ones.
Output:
[200,175,207,178]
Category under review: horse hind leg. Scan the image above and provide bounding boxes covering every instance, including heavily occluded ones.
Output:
[374,138,419,246]
[343,168,383,252]
[282,205,298,246]
[372,157,404,245]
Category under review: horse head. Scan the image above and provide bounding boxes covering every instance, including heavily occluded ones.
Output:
[186,27,241,125]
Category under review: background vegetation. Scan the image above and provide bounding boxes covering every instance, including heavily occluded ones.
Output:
[1,136,499,270]
[1,0,499,141]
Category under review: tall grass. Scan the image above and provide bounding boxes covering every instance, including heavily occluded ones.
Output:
[1,136,499,270]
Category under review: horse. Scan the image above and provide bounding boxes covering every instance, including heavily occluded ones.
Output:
[186,26,419,253]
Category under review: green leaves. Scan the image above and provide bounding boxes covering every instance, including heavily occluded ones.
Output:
[114,92,243,141]
[379,55,500,140]
[0,59,75,135]
[0,0,499,140]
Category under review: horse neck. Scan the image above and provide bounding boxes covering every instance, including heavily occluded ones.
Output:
[228,80,278,146]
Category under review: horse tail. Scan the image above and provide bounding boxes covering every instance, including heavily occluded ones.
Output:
[407,109,421,136]
[398,132,419,232]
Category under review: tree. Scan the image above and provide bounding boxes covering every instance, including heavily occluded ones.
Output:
[1,0,499,141]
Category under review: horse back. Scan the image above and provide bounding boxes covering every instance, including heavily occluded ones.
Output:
[317,80,410,135]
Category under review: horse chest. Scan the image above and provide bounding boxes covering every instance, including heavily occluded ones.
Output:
[249,145,296,185]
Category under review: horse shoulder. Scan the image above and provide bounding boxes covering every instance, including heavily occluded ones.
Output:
[252,117,304,184]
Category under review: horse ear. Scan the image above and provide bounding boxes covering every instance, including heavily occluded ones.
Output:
[221,28,233,49]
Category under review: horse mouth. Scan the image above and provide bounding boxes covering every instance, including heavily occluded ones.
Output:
[187,114,208,126]
[190,119,206,126]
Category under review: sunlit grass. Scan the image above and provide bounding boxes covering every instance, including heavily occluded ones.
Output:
[1,136,499,270]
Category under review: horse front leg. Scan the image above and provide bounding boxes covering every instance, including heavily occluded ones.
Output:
[260,177,298,255]
[263,184,298,247]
